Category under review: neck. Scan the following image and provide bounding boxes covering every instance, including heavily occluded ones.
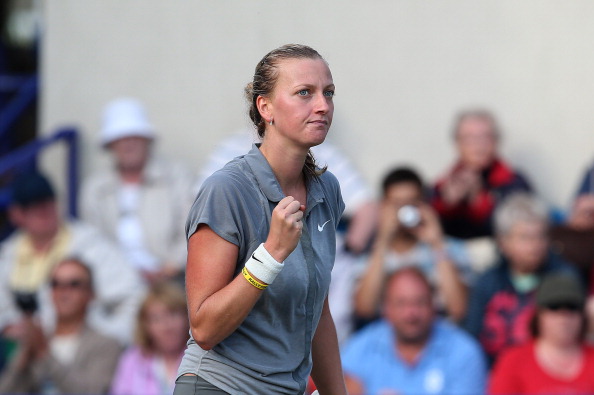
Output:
[118,167,144,184]
[259,138,307,193]
[29,230,58,253]
[158,349,182,363]
[391,232,417,252]
[55,316,85,336]
[538,337,581,354]
[396,339,426,365]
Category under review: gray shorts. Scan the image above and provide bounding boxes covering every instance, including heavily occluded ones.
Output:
[173,374,229,395]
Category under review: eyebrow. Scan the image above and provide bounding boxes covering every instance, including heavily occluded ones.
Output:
[294,83,335,90]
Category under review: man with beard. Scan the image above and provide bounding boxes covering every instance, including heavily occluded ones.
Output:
[342,267,486,395]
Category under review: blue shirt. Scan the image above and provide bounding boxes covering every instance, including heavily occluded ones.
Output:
[177,144,345,394]
[341,319,486,395]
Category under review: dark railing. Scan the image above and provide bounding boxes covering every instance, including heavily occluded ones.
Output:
[0,128,79,217]
[0,74,38,154]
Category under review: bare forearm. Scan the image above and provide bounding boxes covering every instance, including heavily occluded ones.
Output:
[435,256,467,321]
[354,240,388,318]
[311,301,347,395]
[190,274,263,349]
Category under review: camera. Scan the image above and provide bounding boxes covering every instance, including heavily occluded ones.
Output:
[13,291,38,314]
[397,205,421,228]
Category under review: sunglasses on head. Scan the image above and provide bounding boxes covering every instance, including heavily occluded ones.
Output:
[50,279,89,290]
[545,303,581,312]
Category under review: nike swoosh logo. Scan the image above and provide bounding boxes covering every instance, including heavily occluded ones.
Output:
[317,220,331,232]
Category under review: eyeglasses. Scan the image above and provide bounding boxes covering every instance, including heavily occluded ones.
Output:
[50,279,90,290]
[545,303,581,312]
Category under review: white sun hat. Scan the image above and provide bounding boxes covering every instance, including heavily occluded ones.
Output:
[100,97,156,147]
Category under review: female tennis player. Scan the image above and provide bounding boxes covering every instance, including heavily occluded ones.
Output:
[173,44,347,395]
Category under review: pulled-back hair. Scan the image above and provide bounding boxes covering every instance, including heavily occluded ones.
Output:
[245,44,328,180]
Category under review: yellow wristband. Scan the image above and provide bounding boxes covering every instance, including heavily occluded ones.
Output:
[242,267,268,290]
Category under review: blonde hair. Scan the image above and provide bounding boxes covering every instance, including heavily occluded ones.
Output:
[135,281,188,352]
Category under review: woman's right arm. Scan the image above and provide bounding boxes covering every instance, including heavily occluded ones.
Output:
[186,196,303,350]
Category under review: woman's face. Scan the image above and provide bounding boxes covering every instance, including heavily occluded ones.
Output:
[539,307,583,345]
[263,58,335,150]
[144,300,188,355]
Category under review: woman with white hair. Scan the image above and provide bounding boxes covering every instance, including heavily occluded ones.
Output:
[463,193,577,364]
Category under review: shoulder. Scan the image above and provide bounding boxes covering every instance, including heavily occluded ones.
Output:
[343,320,391,353]
[193,161,259,209]
[435,320,482,354]
[318,169,340,189]
[66,220,108,243]
[118,346,147,364]
[200,158,254,193]
[0,231,21,256]
[583,345,594,361]
[473,262,507,290]
[84,327,123,352]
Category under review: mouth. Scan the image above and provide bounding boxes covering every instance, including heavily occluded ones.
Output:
[308,120,328,126]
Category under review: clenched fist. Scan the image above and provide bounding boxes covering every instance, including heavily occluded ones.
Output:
[264,196,305,262]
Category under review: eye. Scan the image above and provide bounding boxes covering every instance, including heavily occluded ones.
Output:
[298,89,309,96]
[323,90,335,98]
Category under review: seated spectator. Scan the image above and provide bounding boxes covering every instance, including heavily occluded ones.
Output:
[0,171,143,343]
[342,267,486,395]
[0,258,122,394]
[550,194,594,285]
[489,274,594,394]
[111,282,188,395]
[432,110,532,239]
[464,193,576,364]
[355,167,472,322]
[81,98,195,285]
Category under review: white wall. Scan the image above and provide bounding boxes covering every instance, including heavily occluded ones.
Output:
[41,1,594,210]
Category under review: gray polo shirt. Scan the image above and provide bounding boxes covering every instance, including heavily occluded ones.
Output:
[177,144,345,394]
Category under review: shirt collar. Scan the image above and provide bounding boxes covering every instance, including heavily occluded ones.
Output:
[244,144,325,207]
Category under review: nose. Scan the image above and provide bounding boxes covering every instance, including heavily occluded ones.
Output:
[314,92,331,114]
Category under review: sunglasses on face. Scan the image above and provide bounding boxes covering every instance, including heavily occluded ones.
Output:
[545,303,581,312]
[50,279,89,290]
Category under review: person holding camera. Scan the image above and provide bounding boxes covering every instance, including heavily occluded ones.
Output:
[355,167,472,323]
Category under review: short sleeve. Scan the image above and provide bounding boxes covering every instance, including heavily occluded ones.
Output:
[185,170,255,249]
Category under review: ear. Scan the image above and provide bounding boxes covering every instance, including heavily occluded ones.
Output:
[256,95,273,124]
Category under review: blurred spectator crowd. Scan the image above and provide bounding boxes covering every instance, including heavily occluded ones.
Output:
[1,99,594,395]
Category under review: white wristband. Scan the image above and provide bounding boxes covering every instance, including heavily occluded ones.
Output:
[244,243,284,285]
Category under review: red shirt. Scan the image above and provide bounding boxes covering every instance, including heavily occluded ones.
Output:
[489,341,594,394]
